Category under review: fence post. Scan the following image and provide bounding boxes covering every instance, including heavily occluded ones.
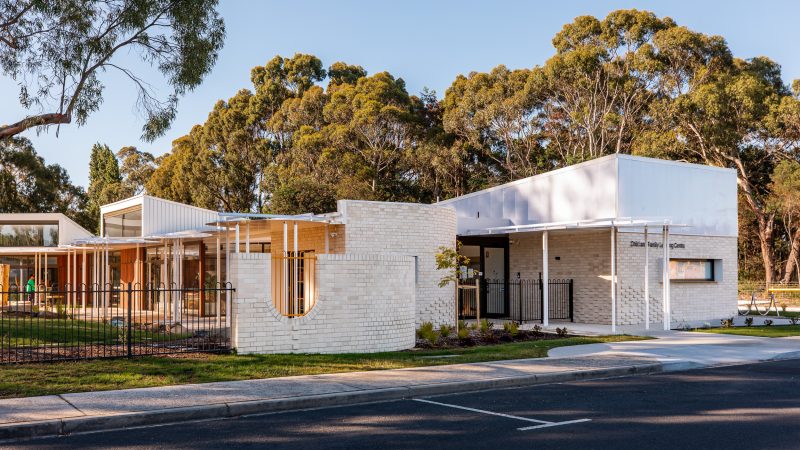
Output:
[518,278,523,322]
[126,283,133,358]
[476,277,481,323]
[569,279,574,322]
[539,276,544,324]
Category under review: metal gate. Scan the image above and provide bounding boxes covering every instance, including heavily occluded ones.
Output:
[0,283,234,363]
[459,278,573,323]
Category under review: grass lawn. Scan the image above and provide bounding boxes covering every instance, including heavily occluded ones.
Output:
[0,335,644,399]
[0,318,187,346]
[696,325,800,338]
[740,311,800,318]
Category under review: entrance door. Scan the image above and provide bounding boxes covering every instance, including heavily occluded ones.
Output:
[458,236,509,319]
[483,247,506,317]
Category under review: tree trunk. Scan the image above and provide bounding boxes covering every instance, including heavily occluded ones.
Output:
[0,113,71,139]
[780,228,800,284]
[756,213,777,285]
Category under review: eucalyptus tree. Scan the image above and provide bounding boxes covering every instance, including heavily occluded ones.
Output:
[323,71,420,197]
[0,0,225,141]
[117,146,156,196]
[0,137,89,228]
[442,65,541,181]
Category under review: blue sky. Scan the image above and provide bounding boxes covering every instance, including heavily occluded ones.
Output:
[3,0,799,188]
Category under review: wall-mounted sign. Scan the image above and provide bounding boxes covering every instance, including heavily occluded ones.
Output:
[629,241,686,249]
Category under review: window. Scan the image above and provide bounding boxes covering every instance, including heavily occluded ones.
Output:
[669,259,714,281]
[103,207,142,237]
[0,223,59,247]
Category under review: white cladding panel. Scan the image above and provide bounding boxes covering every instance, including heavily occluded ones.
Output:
[142,196,219,236]
[0,213,94,245]
[57,215,94,243]
[616,157,737,236]
[440,156,618,235]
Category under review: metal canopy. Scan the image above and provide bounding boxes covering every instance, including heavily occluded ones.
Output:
[207,212,340,228]
[465,217,690,235]
[69,237,159,247]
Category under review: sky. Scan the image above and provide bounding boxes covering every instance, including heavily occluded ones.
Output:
[2,0,800,188]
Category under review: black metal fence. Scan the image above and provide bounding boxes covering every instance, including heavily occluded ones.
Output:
[459,278,573,323]
[0,283,234,364]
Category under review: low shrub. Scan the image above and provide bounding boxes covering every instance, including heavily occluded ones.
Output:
[479,319,494,336]
[790,317,799,325]
[744,317,754,327]
[439,324,452,338]
[457,326,470,340]
[503,321,520,337]
[532,324,543,336]
[764,319,774,327]
[417,322,437,343]
[555,327,568,337]
[720,317,734,328]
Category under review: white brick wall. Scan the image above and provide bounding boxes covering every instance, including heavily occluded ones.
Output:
[617,231,737,327]
[510,230,612,324]
[339,200,457,327]
[231,253,416,354]
[508,230,737,326]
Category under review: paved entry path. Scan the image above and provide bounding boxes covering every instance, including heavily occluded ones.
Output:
[549,330,800,369]
[1,330,800,441]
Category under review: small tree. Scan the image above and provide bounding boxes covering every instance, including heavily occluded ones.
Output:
[435,241,471,333]
[435,241,470,288]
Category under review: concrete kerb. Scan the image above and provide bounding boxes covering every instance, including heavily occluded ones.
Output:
[0,362,664,442]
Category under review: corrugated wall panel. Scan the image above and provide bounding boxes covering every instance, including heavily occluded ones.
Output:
[142,196,220,236]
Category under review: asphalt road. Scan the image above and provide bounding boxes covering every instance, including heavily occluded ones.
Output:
[8,359,800,449]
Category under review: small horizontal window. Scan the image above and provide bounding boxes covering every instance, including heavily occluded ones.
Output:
[669,259,714,281]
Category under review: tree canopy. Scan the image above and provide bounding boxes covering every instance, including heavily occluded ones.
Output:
[0,0,225,140]
[0,137,91,229]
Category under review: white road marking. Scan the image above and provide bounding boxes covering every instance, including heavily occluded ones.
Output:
[413,398,551,424]
[412,398,591,431]
[517,419,593,431]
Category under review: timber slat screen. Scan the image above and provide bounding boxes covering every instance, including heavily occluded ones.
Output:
[461,279,573,323]
[0,283,234,363]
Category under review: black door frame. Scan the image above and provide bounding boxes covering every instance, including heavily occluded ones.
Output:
[459,236,509,318]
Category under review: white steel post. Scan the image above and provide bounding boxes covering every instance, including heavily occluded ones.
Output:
[283,221,288,314]
[644,226,650,331]
[82,248,87,310]
[92,248,96,309]
[225,229,231,328]
[664,225,672,330]
[542,231,549,327]
[324,224,329,254]
[235,224,240,254]
[216,236,221,327]
[611,226,617,334]
[66,249,71,309]
[293,222,298,316]
[104,243,109,318]
[662,225,670,331]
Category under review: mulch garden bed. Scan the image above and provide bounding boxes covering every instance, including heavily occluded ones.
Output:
[414,326,568,349]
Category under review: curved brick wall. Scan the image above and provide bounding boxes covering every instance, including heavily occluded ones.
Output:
[232,253,416,354]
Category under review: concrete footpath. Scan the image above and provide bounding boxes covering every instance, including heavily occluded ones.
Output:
[2,331,800,441]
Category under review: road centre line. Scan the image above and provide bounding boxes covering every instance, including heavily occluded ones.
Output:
[412,398,591,431]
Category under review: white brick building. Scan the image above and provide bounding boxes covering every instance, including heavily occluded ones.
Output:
[0,154,738,354]
[439,154,738,332]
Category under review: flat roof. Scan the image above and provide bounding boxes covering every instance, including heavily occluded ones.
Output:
[436,154,735,206]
